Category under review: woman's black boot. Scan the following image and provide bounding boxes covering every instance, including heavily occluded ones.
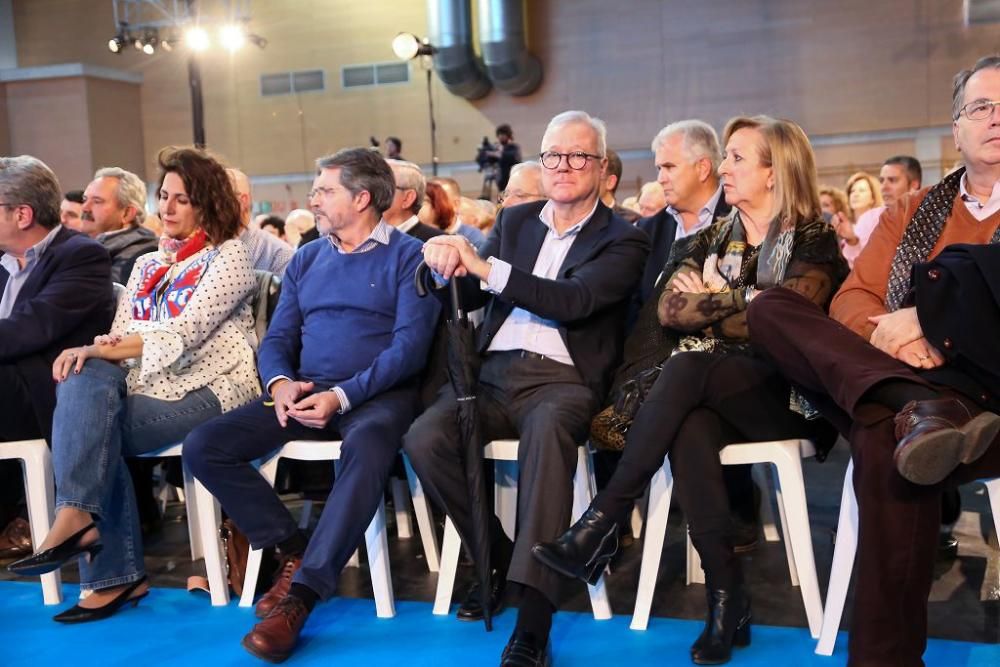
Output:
[530,508,618,586]
[690,587,751,665]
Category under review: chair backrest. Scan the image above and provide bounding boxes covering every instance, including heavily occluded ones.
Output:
[251,270,283,341]
[112,282,127,307]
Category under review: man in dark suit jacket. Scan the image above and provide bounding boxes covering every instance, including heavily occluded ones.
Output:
[385,159,445,242]
[635,119,730,309]
[404,111,649,666]
[0,155,114,554]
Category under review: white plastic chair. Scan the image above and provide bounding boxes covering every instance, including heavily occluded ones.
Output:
[0,439,63,605]
[425,439,613,620]
[815,460,1000,655]
[239,440,395,618]
[630,439,823,640]
[136,443,229,606]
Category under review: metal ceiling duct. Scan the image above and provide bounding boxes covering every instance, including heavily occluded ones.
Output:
[428,0,492,100]
[476,0,542,96]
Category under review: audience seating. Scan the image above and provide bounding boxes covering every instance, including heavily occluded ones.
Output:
[418,439,613,621]
[815,460,1000,656]
[0,439,62,605]
[630,439,823,638]
[239,440,396,617]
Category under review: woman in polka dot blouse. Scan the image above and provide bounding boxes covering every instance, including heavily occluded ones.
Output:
[9,147,261,622]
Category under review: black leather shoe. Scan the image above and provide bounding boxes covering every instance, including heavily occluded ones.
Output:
[53,576,148,624]
[937,531,959,560]
[531,508,617,585]
[8,523,102,576]
[457,571,506,621]
[690,587,751,665]
[500,629,550,667]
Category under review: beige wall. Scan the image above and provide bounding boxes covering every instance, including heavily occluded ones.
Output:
[0,84,9,156]
[86,77,145,178]
[7,0,992,200]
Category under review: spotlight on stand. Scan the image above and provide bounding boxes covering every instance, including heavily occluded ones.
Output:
[392,32,434,60]
[391,33,438,175]
[108,35,126,53]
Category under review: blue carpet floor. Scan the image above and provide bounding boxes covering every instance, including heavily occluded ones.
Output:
[2,581,997,666]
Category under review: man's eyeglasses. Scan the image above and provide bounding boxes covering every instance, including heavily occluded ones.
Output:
[498,190,543,205]
[538,151,602,170]
[307,186,337,199]
[956,99,1000,121]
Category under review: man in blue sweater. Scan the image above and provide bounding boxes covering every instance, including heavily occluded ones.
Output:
[186,148,440,663]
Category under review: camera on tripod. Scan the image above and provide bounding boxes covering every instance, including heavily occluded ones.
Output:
[475,137,500,171]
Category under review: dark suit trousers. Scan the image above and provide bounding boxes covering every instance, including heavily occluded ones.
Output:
[185,387,418,601]
[747,287,1000,667]
[403,352,597,607]
[0,364,46,524]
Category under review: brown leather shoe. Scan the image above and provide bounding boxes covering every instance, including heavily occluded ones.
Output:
[242,596,310,663]
[0,518,33,560]
[894,398,1000,485]
[255,555,302,618]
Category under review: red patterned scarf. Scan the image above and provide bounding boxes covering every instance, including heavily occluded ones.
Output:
[136,229,207,300]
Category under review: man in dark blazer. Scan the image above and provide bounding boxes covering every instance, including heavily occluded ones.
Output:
[385,159,445,243]
[634,119,730,310]
[405,111,649,666]
[0,155,114,555]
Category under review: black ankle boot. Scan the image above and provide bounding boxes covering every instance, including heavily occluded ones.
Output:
[690,587,751,665]
[530,508,618,586]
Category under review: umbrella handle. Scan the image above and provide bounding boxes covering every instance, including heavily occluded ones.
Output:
[414,261,467,323]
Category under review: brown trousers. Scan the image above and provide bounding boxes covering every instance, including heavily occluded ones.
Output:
[747,287,1000,667]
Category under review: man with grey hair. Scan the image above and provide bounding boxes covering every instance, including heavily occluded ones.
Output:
[406,110,649,666]
[384,159,443,243]
[228,168,293,276]
[747,55,1000,665]
[186,147,440,663]
[0,156,114,557]
[283,208,315,248]
[637,119,730,307]
[81,167,158,284]
[500,161,545,209]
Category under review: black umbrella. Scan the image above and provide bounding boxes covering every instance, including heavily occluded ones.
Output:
[415,263,494,631]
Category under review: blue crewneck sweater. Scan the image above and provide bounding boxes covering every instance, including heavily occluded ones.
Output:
[258,230,440,409]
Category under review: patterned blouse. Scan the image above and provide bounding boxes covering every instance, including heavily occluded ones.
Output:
[657,216,848,341]
[111,239,261,413]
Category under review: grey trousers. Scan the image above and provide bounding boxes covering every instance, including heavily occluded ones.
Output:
[403,351,597,607]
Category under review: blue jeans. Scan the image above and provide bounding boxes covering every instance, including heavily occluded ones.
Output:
[52,359,221,591]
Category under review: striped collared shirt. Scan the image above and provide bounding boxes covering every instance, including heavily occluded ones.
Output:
[327,220,393,254]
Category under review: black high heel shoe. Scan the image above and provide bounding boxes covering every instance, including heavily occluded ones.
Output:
[531,508,618,586]
[690,587,751,665]
[7,523,102,576]
[53,576,149,624]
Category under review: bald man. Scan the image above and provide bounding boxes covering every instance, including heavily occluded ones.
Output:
[228,168,293,276]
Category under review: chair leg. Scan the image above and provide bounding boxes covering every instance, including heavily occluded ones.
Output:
[772,446,823,639]
[631,487,649,540]
[403,455,440,572]
[192,475,229,606]
[364,499,395,618]
[182,462,204,561]
[20,445,63,605]
[240,453,282,608]
[631,460,673,630]
[433,517,462,615]
[772,463,801,587]
[816,459,858,655]
[575,447,611,620]
[390,477,413,539]
[753,463,781,542]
